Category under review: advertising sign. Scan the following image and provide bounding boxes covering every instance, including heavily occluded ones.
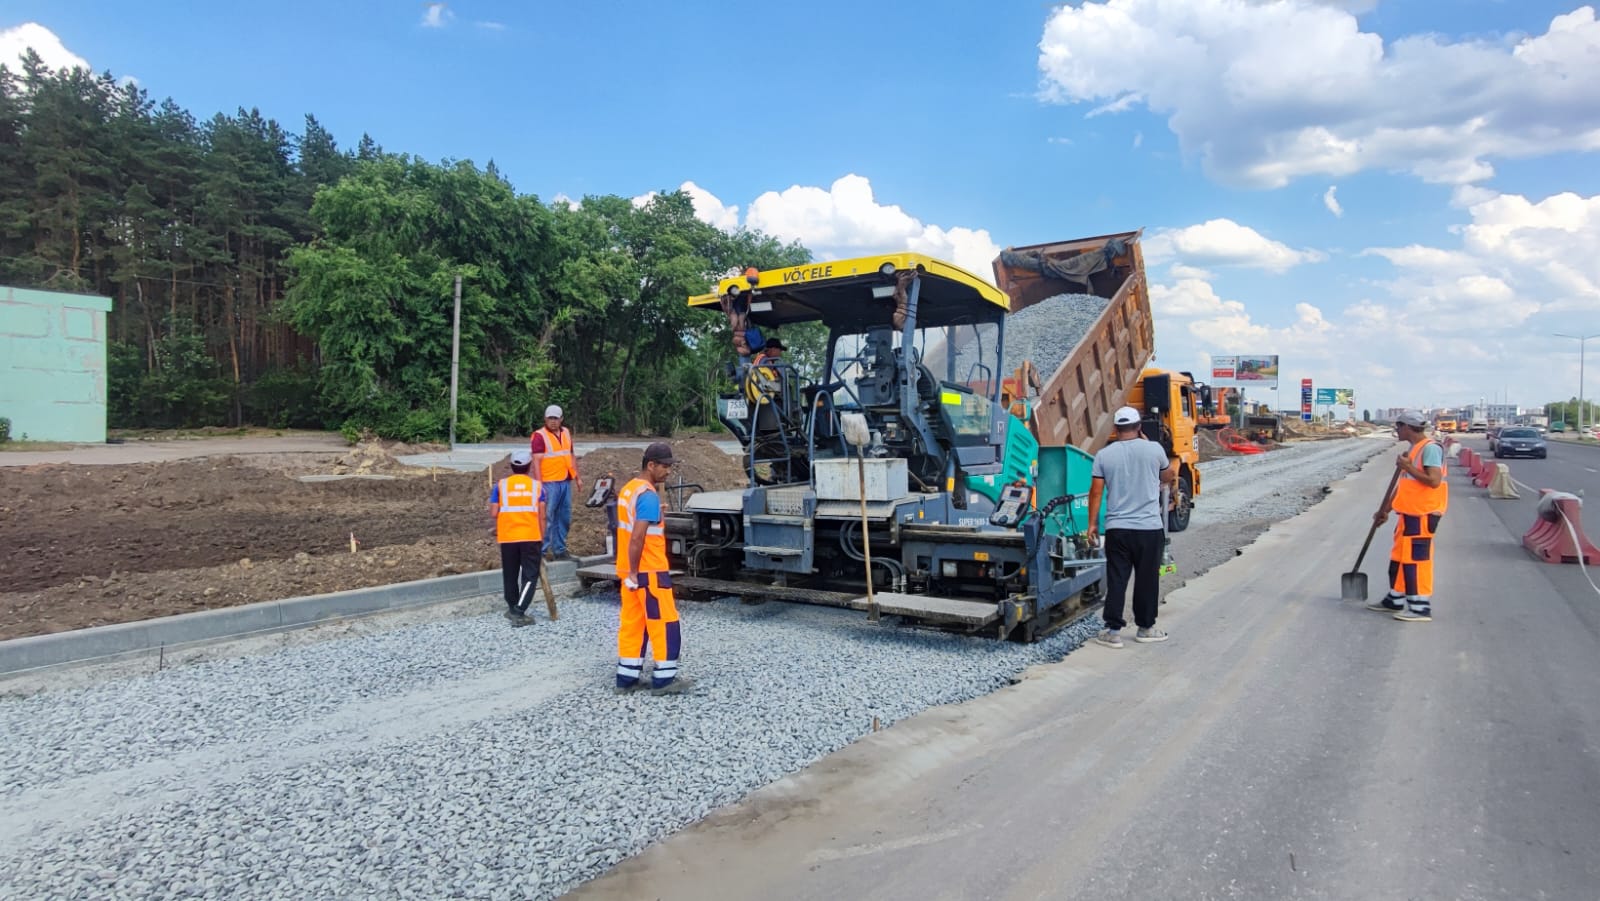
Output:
[1315,387,1356,406]
[1209,354,1279,388]
[1301,378,1313,422]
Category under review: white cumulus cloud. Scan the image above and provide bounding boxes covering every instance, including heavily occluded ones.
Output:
[1147,186,1600,410]
[679,181,740,231]
[0,22,90,73]
[745,174,1001,279]
[1144,219,1324,272]
[1037,1,1600,187]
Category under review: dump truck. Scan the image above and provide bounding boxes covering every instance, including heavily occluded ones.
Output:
[578,230,1200,641]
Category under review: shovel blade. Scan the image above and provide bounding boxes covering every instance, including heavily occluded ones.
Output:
[1340,571,1368,601]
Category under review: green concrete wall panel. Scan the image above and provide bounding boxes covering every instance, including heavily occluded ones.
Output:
[0,286,112,443]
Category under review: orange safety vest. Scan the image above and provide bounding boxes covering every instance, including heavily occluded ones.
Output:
[615,476,669,576]
[496,474,543,543]
[537,427,576,482]
[1392,440,1448,516]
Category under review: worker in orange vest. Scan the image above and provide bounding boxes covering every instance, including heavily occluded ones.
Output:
[614,442,688,693]
[490,449,545,627]
[1369,410,1448,622]
[531,404,580,561]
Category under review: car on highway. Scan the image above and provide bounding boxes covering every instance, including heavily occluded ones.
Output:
[1494,427,1547,459]
[1486,426,1503,451]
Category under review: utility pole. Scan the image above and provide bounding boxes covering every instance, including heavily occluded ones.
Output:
[1555,332,1597,438]
[450,274,462,448]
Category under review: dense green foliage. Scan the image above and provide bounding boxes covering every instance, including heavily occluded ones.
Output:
[1,51,809,438]
[1545,398,1599,427]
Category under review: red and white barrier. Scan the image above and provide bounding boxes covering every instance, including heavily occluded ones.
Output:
[1473,461,1495,488]
[1522,491,1600,565]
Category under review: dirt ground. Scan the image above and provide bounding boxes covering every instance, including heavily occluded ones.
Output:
[0,437,747,641]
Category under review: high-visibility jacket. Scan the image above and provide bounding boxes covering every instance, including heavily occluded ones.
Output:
[1393,440,1448,516]
[536,427,576,482]
[615,477,668,576]
[496,474,543,543]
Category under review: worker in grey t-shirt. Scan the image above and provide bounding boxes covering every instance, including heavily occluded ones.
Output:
[1087,406,1176,648]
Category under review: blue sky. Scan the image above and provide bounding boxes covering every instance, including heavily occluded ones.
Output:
[5,1,1599,415]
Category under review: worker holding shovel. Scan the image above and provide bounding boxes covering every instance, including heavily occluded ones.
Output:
[1368,411,1449,622]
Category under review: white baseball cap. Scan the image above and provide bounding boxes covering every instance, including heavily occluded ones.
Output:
[544,405,562,419]
[1113,406,1141,426]
[510,449,533,466]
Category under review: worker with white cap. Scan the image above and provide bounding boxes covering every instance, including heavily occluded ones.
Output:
[1086,405,1177,649]
[1368,410,1447,622]
[530,404,580,561]
[490,448,545,626]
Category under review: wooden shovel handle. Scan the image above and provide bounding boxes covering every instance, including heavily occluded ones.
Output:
[1352,465,1404,571]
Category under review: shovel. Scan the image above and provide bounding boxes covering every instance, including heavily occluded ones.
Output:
[1341,465,1403,601]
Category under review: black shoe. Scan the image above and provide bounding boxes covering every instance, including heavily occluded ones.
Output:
[511,609,534,627]
[1365,596,1405,612]
[504,608,520,623]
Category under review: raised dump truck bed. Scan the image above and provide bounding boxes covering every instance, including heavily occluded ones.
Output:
[993,231,1155,456]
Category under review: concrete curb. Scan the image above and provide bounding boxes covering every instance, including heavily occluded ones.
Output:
[0,561,581,677]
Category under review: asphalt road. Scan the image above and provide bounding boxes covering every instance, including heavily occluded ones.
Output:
[1457,433,1600,641]
[571,445,1600,901]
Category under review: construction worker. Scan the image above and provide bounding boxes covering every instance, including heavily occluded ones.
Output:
[614,442,688,694]
[490,449,544,627]
[530,405,579,561]
[1370,410,1448,622]
[1086,406,1176,648]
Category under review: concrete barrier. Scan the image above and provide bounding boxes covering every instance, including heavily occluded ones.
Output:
[0,560,580,676]
[1523,491,1600,565]
[1473,461,1495,488]
[1488,463,1519,499]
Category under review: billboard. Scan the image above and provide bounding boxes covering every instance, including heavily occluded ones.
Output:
[1209,354,1279,388]
[1315,388,1356,406]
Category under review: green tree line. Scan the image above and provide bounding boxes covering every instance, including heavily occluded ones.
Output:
[1,50,808,439]
[1545,398,1599,427]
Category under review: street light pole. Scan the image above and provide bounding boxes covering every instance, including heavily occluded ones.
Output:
[1555,332,1598,437]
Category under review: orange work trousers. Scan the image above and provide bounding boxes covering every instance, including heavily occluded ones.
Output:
[616,572,681,689]
[1389,512,1441,602]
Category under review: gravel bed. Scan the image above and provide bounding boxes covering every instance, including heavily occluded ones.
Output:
[0,435,1393,900]
[1191,436,1392,527]
[1002,292,1110,380]
[0,595,1101,900]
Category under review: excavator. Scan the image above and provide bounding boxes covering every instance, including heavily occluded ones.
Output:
[578,231,1202,641]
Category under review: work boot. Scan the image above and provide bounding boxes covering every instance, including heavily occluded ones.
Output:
[510,609,534,627]
[1094,629,1123,649]
[503,608,521,624]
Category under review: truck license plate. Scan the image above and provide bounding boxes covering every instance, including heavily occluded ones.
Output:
[725,399,749,420]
